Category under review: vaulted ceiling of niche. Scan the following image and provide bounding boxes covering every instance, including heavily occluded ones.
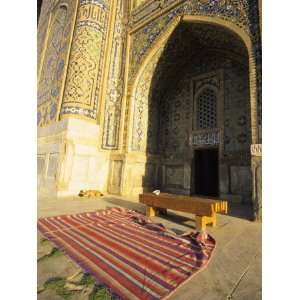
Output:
[149,22,248,103]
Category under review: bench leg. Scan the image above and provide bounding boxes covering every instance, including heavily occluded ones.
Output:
[146,206,157,217]
[195,213,217,231]
[225,202,228,214]
[211,213,217,227]
[195,216,207,231]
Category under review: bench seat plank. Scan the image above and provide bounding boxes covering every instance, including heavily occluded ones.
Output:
[139,193,227,216]
[139,192,228,231]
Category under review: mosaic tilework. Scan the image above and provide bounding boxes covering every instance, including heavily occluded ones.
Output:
[159,55,251,164]
[131,0,249,28]
[131,22,251,166]
[131,46,165,152]
[37,0,77,127]
[159,79,191,157]
[247,0,262,142]
[38,6,67,107]
[37,0,52,70]
[129,0,251,84]
[131,23,251,158]
[60,0,110,120]
[134,0,148,8]
[151,22,247,115]
[102,0,126,149]
[129,6,181,82]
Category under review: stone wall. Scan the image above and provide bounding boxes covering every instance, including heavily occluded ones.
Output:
[38,119,110,197]
[37,0,121,197]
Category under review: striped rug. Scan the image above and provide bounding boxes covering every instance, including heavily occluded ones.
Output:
[38,207,216,300]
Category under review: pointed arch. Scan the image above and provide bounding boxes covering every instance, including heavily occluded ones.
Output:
[127,14,258,152]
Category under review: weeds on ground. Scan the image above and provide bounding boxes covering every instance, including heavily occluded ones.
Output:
[38,247,64,262]
[44,277,72,299]
[89,284,119,300]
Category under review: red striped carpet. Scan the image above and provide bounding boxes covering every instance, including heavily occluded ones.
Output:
[38,207,216,300]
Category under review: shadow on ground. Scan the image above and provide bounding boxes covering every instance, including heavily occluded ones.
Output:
[227,202,254,221]
[104,197,145,212]
[104,196,254,222]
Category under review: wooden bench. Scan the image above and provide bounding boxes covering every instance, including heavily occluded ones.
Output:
[139,193,228,231]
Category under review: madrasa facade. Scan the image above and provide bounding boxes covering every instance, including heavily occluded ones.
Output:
[37,0,262,220]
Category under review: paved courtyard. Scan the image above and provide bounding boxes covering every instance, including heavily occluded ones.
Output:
[37,194,261,300]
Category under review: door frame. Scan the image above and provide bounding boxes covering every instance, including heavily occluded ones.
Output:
[191,146,220,196]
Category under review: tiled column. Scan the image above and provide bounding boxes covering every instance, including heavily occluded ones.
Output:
[60,0,111,121]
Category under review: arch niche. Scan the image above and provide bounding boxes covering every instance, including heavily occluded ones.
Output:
[122,14,258,201]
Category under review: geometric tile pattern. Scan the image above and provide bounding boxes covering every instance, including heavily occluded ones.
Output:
[131,46,165,152]
[102,0,126,149]
[131,22,251,162]
[60,0,110,120]
[37,0,77,127]
[129,0,251,84]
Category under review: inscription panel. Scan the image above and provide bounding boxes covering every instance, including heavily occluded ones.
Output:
[191,129,220,147]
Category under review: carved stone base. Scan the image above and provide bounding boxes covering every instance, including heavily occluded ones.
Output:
[38,119,110,198]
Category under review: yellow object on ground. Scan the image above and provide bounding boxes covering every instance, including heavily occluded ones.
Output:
[78,190,104,198]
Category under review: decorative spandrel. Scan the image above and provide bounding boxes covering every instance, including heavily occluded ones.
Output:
[131,0,250,26]
[128,0,252,84]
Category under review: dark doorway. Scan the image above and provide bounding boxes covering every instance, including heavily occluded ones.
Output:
[194,148,219,197]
